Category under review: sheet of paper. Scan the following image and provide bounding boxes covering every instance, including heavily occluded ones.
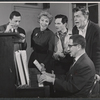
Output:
[33,60,42,73]
[19,50,30,85]
[15,51,26,85]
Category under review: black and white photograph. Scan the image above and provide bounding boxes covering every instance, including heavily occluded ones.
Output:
[0,2,100,99]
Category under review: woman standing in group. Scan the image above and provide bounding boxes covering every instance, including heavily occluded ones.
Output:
[28,11,55,73]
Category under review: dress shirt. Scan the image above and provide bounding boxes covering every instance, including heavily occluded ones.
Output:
[56,32,66,53]
[78,21,89,38]
[11,28,17,33]
[55,30,72,54]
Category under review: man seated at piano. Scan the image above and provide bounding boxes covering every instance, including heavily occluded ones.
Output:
[38,34,99,98]
[0,11,27,50]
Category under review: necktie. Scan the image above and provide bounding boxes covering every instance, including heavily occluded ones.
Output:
[70,59,76,70]
[56,34,63,53]
[13,29,15,33]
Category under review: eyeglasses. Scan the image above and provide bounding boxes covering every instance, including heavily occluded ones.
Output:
[68,44,78,48]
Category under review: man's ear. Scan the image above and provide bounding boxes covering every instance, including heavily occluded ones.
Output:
[77,44,81,50]
[9,19,11,23]
[84,15,88,20]
[64,23,67,28]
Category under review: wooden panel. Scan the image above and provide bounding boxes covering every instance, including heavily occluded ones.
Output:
[0,35,16,97]
[16,86,50,98]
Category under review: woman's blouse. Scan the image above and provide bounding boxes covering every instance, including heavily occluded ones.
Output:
[31,27,55,65]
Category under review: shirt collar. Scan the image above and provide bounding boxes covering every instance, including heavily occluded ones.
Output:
[75,52,85,62]
[78,21,89,32]
[39,28,48,33]
[11,28,18,33]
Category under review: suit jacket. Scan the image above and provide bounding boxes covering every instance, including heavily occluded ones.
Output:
[54,53,99,97]
[0,23,27,97]
[72,20,100,75]
[0,23,27,50]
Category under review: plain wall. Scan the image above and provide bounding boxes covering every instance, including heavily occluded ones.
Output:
[49,3,73,33]
[0,3,13,25]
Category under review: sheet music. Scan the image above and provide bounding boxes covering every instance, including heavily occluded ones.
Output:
[33,60,44,87]
[19,50,30,85]
[15,51,26,85]
[33,60,42,73]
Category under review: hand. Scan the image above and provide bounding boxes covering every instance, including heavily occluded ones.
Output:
[20,33,25,38]
[63,48,70,55]
[59,52,65,58]
[40,63,46,73]
[19,33,26,43]
[18,39,26,43]
[44,71,55,78]
[5,23,16,32]
[53,53,60,60]
[95,74,100,81]
[38,74,55,84]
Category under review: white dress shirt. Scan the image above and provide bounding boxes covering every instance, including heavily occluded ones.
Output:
[78,21,89,38]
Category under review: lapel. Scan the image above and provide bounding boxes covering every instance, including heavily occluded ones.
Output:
[85,20,91,41]
[17,27,19,33]
[74,20,91,41]
[2,24,8,32]
[69,54,86,73]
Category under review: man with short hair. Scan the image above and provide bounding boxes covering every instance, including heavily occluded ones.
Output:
[53,14,73,75]
[0,11,27,50]
[38,34,99,98]
[0,11,27,97]
[72,6,100,76]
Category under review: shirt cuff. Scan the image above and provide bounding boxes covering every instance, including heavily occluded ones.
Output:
[52,77,55,85]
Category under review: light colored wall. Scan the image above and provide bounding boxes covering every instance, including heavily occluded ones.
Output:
[0,3,13,25]
[98,3,100,26]
[49,3,73,33]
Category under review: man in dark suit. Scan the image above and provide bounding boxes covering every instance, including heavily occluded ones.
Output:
[0,11,27,50]
[72,6,100,76]
[0,11,27,97]
[38,35,99,98]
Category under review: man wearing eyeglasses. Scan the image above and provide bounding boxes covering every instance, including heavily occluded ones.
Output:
[38,34,99,98]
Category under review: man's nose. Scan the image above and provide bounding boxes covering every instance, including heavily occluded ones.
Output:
[55,24,57,27]
[16,22,20,25]
[43,22,47,25]
[67,46,70,50]
[74,17,77,22]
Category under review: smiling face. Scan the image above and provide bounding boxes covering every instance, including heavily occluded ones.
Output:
[39,15,50,31]
[55,18,66,33]
[74,11,88,29]
[9,15,21,30]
